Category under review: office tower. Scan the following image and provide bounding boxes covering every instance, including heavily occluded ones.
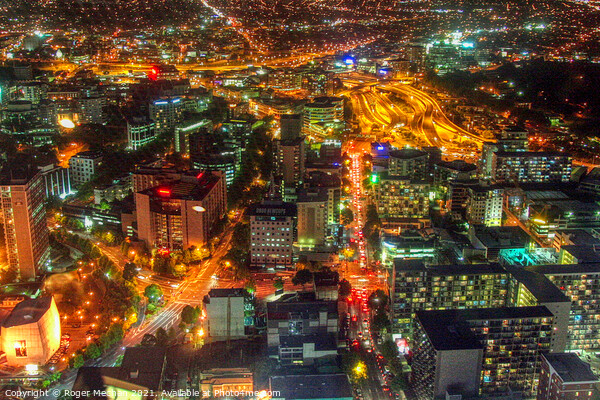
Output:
[275,137,306,188]
[375,173,429,219]
[69,150,103,188]
[305,171,341,230]
[412,307,554,399]
[38,163,72,199]
[302,97,344,136]
[174,119,213,154]
[135,171,226,250]
[380,231,437,267]
[268,68,302,91]
[280,113,302,140]
[387,148,429,180]
[189,131,239,187]
[466,184,504,227]
[249,201,296,269]
[149,97,184,134]
[537,353,598,400]
[127,117,157,150]
[0,165,51,280]
[296,189,328,249]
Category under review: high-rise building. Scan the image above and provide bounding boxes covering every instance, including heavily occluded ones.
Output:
[275,137,306,188]
[135,171,226,250]
[466,184,504,227]
[375,173,430,219]
[296,189,328,249]
[268,68,302,91]
[537,353,598,400]
[491,151,573,184]
[525,263,600,351]
[127,117,157,150]
[412,307,554,398]
[69,150,103,188]
[78,96,106,124]
[302,97,344,136]
[249,201,296,269]
[38,163,72,199]
[387,148,429,180]
[174,119,213,154]
[0,165,51,280]
[280,113,302,140]
[149,97,184,134]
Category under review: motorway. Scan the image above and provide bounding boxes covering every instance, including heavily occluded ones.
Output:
[40,217,239,399]
[345,77,490,160]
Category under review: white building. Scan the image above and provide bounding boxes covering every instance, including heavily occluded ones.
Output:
[249,201,296,269]
[78,97,105,124]
[69,150,103,188]
[127,118,157,150]
[204,288,247,340]
[0,296,61,366]
[466,185,504,227]
[297,190,328,249]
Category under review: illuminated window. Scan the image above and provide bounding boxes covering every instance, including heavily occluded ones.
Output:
[14,340,27,357]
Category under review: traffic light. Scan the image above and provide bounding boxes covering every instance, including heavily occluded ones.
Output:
[370,173,379,184]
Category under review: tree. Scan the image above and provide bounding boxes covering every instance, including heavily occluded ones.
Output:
[292,269,313,286]
[70,354,84,369]
[123,263,137,281]
[368,289,389,311]
[181,305,200,325]
[84,342,102,360]
[155,327,169,346]
[372,311,391,333]
[141,334,157,346]
[341,208,354,225]
[144,284,163,304]
[339,279,352,298]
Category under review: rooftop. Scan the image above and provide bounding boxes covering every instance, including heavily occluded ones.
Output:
[561,245,600,263]
[248,201,297,217]
[207,288,248,298]
[2,296,53,328]
[140,171,222,201]
[270,374,353,400]
[389,148,428,160]
[416,311,482,351]
[504,266,570,304]
[393,260,507,276]
[543,353,598,383]
[525,263,600,275]
[470,225,529,249]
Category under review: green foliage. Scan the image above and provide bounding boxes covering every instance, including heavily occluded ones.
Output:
[390,374,409,393]
[338,279,352,298]
[372,311,391,333]
[84,342,102,360]
[292,269,313,286]
[368,289,389,311]
[144,283,163,304]
[141,334,158,346]
[70,354,84,369]
[123,263,137,281]
[340,207,354,225]
[181,305,201,325]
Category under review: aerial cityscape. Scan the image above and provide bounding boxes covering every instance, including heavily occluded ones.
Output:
[2,0,600,399]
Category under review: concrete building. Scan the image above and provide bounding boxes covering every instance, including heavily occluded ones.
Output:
[387,148,429,180]
[0,165,51,280]
[174,119,213,154]
[433,159,477,186]
[78,96,105,124]
[127,117,157,150]
[200,368,253,396]
[491,151,572,184]
[375,173,430,219]
[466,185,504,227]
[249,201,296,269]
[266,292,338,365]
[135,171,226,250]
[149,97,184,134]
[38,163,72,199]
[275,137,306,188]
[537,353,598,400]
[270,374,353,400]
[411,311,483,400]
[302,97,343,136]
[0,296,60,366]
[72,347,167,399]
[204,288,247,340]
[296,189,328,249]
[280,113,303,140]
[69,150,103,188]
[412,307,554,398]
